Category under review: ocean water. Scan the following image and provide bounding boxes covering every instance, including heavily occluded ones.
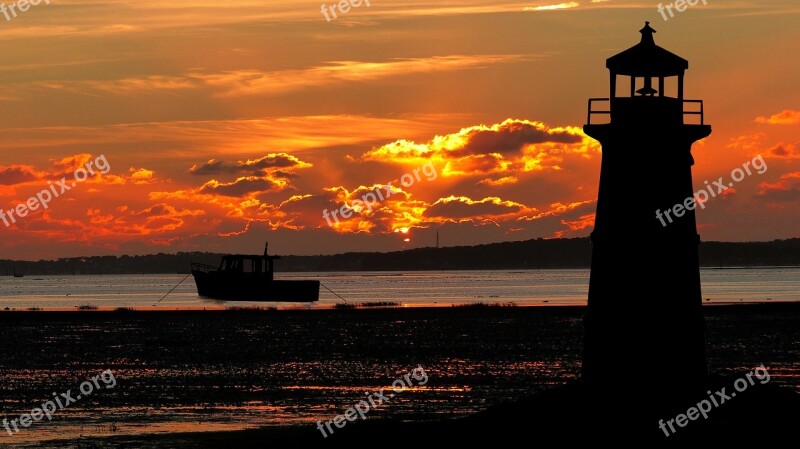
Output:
[0,268,799,310]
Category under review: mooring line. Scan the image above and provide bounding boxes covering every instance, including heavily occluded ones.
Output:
[320,282,348,303]
[156,273,192,305]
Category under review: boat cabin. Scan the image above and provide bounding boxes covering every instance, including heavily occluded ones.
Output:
[219,254,281,280]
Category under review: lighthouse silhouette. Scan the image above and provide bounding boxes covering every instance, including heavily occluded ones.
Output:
[582,22,711,389]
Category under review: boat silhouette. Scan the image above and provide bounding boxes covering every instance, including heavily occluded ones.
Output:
[191,242,319,302]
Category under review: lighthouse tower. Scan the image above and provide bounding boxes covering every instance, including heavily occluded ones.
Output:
[582,23,711,388]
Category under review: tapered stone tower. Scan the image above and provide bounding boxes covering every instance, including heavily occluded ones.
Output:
[582,23,711,389]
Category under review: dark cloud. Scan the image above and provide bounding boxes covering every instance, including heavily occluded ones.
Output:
[136,204,173,217]
[757,187,800,202]
[189,153,311,176]
[452,121,581,156]
[199,177,284,197]
[0,166,40,185]
[757,173,800,202]
[189,159,227,175]
[766,143,800,159]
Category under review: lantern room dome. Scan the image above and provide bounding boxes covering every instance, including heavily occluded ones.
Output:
[606,22,688,77]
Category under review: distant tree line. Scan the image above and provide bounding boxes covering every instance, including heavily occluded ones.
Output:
[1,238,798,275]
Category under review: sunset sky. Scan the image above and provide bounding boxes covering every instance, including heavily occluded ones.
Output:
[0,0,798,260]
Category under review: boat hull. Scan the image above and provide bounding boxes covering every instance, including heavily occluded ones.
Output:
[192,271,320,302]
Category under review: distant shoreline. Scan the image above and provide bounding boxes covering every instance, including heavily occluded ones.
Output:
[2,237,798,275]
[1,264,799,277]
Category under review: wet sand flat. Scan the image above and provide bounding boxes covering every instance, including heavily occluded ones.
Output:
[1,303,798,447]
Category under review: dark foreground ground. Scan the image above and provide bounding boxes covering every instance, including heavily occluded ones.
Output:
[1,303,798,447]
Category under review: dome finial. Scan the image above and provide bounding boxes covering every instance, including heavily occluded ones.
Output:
[639,21,656,46]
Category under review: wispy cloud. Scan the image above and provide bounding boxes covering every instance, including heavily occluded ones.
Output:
[524,2,580,11]
[25,55,531,97]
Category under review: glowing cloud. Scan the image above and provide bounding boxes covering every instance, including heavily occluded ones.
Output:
[362,119,595,177]
[756,110,800,125]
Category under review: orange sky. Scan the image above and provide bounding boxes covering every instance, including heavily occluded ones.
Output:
[0,0,797,259]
